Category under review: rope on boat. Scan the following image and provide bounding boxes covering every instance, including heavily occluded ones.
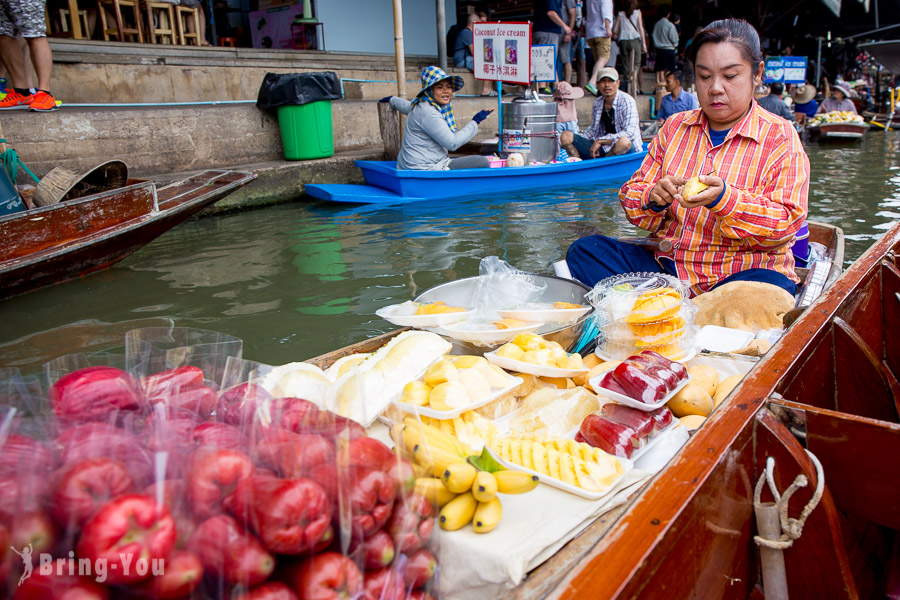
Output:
[0,142,39,184]
[753,452,825,550]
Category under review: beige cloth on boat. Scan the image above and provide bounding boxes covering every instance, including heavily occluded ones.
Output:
[693,281,795,331]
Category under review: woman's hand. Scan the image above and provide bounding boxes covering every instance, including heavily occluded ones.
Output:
[647,175,685,209]
[473,109,493,124]
[676,174,726,209]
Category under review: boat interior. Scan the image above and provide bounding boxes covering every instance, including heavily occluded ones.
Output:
[557,223,900,599]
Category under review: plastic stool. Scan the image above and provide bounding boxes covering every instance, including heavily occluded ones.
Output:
[218,36,236,47]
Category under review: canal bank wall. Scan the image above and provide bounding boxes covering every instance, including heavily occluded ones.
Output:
[5,41,655,209]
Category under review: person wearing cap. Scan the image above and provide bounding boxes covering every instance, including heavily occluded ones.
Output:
[790,83,818,125]
[553,81,583,134]
[380,66,493,171]
[817,82,857,114]
[559,67,641,159]
[657,70,698,121]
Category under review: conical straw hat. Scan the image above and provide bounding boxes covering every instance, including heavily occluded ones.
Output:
[33,160,128,207]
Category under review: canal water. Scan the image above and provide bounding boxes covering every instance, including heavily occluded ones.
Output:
[2,131,899,371]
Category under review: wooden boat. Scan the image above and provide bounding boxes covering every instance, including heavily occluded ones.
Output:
[807,121,869,141]
[304,152,647,205]
[305,221,852,598]
[864,111,900,130]
[0,169,256,300]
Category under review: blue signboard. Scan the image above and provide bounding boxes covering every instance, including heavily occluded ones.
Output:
[765,56,808,84]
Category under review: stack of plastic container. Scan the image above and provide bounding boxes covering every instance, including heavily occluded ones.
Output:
[587,273,698,361]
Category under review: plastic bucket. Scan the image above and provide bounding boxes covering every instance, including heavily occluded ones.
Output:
[277,100,334,160]
[0,167,24,215]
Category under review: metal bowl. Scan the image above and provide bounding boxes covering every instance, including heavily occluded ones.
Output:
[414,274,592,354]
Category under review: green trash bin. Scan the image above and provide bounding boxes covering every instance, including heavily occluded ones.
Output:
[278,100,334,160]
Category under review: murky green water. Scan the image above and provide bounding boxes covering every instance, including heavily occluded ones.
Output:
[3,131,899,370]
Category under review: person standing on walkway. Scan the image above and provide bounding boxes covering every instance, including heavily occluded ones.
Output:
[560,0,578,84]
[583,0,613,96]
[652,7,679,88]
[756,82,794,122]
[612,0,646,94]
[0,0,58,111]
[453,13,494,96]
[657,70,698,121]
[533,0,572,88]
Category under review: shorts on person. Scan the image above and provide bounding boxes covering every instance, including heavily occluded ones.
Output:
[587,37,611,62]
[556,120,579,134]
[0,0,47,37]
[655,48,676,73]
[534,30,562,60]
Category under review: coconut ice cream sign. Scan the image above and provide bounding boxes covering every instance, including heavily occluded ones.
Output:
[473,22,532,85]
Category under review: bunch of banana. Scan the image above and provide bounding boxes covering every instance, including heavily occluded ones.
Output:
[393,417,474,476]
[434,462,538,533]
[489,435,625,493]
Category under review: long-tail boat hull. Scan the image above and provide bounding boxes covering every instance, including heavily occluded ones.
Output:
[0,170,256,300]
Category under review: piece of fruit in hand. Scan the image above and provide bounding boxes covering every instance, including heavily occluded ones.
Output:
[682,176,709,198]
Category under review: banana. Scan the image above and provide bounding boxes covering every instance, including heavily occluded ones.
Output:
[441,462,478,494]
[414,477,457,507]
[403,418,469,456]
[439,491,477,531]
[414,444,468,475]
[472,497,503,533]
[493,470,539,494]
[471,470,498,503]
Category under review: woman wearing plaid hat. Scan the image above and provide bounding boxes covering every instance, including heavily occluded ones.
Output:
[380,66,493,170]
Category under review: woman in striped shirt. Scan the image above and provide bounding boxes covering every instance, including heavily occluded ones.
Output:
[566,18,808,297]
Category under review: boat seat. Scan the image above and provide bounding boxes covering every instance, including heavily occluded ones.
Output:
[97,0,144,42]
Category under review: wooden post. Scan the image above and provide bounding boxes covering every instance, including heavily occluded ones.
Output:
[0,120,7,153]
[436,0,447,70]
[377,102,402,161]
[392,0,406,99]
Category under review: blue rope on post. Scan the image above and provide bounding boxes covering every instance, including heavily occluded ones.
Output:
[0,139,39,184]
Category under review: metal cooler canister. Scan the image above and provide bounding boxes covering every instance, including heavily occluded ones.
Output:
[501,96,558,164]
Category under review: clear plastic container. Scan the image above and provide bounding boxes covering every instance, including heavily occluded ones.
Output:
[601,304,694,347]
[595,326,699,362]
[587,273,688,325]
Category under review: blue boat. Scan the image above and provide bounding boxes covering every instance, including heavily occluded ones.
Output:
[304,151,647,205]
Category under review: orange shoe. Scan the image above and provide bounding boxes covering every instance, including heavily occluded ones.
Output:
[0,91,33,110]
[29,91,59,112]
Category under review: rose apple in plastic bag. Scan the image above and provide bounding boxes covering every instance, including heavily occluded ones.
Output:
[256,430,335,479]
[224,474,332,555]
[192,421,247,452]
[143,365,205,398]
[10,511,58,555]
[237,582,300,600]
[386,493,435,554]
[349,437,415,497]
[133,549,203,600]
[311,464,395,541]
[402,548,436,589]
[13,563,109,600]
[50,457,135,528]
[364,566,405,600]
[187,448,254,520]
[75,494,176,585]
[188,514,275,587]
[0,472,51,526]
[57,424,154,487]
[0,434,56,478]
[349,529,395,571]
[50,366,145,423]
[217,383,272,426]
[281,552,363,600]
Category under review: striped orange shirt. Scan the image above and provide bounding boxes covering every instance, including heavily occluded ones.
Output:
[620,100,809,295]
